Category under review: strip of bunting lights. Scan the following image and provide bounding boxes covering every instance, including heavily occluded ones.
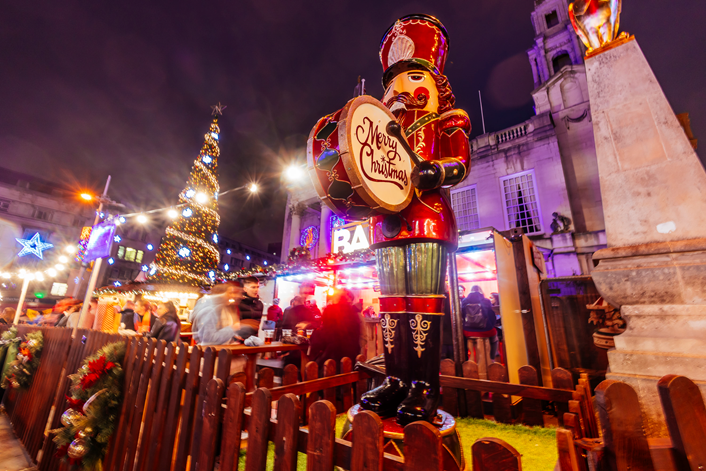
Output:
[165,227,221,262]
[150,263,210,285]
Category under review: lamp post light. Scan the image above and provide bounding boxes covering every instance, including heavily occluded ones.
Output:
[285,164,305,182]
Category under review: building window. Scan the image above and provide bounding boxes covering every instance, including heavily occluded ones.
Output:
[33,208,52,221]
[135,250,144,264]
[545,10,559,28]
[50,283,68,296]
[450,186,480,232]
[125,247,137,262]
[0,199,10,212]
[117,246,125,259]
[552,53,572,74]
[500,170,543,235]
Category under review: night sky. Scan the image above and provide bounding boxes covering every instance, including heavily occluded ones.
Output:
[1,1,704,251]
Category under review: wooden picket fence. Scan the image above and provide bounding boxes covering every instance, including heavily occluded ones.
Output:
[556,375,706,471]
[438,358,591,429]
[197,381,526,471]
[0,324,124,469]
[8,325,705,471]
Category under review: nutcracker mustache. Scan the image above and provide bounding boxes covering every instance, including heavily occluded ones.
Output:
[385,92,428,118]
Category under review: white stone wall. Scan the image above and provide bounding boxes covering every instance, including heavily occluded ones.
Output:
[464,113,573,237]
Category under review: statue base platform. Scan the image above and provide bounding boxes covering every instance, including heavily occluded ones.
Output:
[342,405,465,471]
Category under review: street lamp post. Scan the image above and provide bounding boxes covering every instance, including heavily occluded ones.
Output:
[13,274,33,324]
[74,176,125,335]
[72,176,112,298]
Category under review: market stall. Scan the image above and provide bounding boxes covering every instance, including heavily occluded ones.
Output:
[454,227,551,385]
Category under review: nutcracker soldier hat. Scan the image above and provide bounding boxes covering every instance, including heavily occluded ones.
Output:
[379,14,450,89]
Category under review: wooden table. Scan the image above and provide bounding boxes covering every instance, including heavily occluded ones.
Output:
[209,343,310,391]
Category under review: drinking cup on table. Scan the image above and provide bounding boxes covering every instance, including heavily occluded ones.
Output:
[282,329,292,338]
[297,328,305,337]
[264,330,274,345]
[306,329,314,338]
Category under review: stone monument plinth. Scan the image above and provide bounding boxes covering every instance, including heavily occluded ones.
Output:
[587,38,706,437]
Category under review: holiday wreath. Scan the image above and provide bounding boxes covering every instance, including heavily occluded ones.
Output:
[52,341,126,469]
[1,329,43,391]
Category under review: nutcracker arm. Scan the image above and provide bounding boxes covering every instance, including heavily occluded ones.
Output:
[411,158,466,190]
[386,121,423,166]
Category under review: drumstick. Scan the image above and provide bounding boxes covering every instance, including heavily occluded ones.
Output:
[386,121,423,167]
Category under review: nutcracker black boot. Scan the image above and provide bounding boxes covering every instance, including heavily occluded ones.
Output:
[359,311,410,416]
[396,312,442,425]
[360,247,410,417]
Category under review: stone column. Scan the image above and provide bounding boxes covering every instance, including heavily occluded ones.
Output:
[566,23,583,64]
[318,204,333,258]
[288,203,306,256]
[535,37,550,82]
[587,38,706,437]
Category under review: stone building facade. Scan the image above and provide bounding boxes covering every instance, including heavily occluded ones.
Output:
[0,168,95,307]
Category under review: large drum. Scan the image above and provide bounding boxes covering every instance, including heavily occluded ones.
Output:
[307,95,415,220]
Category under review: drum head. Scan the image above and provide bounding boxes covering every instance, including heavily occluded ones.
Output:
[339,96,414,214]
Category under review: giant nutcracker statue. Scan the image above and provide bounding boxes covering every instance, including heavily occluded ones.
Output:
[307,14,470,427]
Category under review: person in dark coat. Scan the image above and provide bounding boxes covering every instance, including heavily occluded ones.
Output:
[309,289,362,370]
[462,286,499,360]
[280,296,316,331]
[148,301,181,343]
[239,277,264,329]
[119,301,138,331]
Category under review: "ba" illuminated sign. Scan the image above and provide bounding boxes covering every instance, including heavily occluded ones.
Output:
[332,222,370,254]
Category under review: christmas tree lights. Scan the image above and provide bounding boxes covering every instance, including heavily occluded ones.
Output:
[148,107,225,287]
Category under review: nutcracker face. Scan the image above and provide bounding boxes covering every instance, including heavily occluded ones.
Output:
[383,70,439,114]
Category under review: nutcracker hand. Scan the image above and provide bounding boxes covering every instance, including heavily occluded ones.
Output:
[411,160,443,190]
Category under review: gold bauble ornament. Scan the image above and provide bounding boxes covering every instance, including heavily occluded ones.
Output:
[60,408,83,427]
[67,438,88,460]
[77,429,87,439]
[27,339,36,348]
[83,426,94,436]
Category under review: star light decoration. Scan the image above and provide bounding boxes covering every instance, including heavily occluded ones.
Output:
[211,102,227,116]
[16,233,54,259]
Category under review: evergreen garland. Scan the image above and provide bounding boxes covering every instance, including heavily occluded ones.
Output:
[0,326,20,348]
[0,327,21,378]
[52,341,126,470]
[1,330,43,390]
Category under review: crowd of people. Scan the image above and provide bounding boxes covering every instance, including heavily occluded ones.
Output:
[2,276,500,372]
[3,295,184,344]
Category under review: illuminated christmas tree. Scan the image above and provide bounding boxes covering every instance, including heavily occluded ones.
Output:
[148,105,225,286]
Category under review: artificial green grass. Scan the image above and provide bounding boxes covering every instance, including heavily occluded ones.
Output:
[236,414,556,471]
[455,417,557,471]
[234,416,348,471]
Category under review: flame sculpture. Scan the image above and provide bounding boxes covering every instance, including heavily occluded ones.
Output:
[569,0,625,54]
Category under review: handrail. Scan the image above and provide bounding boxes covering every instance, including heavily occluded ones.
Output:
[439,374,577,402]
[244,371,367,403]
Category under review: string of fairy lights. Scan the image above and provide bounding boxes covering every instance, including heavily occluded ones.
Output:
[93,181,257,228]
